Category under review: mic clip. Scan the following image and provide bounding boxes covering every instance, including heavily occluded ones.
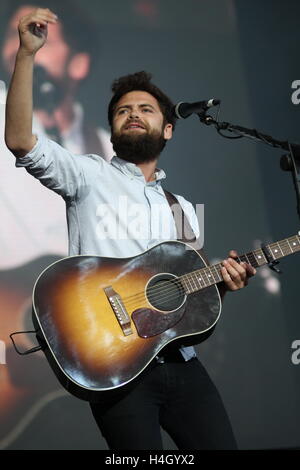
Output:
[197,111,215,126]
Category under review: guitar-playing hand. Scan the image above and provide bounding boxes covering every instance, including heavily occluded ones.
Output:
[221,250,256,291]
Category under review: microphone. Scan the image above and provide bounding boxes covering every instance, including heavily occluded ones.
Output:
[174,99,220,119]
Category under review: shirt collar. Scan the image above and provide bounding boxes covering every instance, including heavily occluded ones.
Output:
[110,156,166,183]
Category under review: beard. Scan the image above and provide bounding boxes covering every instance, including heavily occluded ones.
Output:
[111,129,167,164]
[32,65,66,113]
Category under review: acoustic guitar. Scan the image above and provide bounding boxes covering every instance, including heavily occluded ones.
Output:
[32,235,300,401]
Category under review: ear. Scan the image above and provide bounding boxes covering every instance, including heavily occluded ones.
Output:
[67,53,90,81]
[163,123,173,140]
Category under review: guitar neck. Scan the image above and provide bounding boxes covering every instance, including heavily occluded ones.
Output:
[180,233,300,294]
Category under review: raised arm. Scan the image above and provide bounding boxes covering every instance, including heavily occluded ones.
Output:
[5,8,58,157]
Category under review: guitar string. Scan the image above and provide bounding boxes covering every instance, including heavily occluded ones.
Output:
[119,245,297,312]
[121,255,255,307]
[119,237,298,305]
[123,261,242,310]
[121,266,222,308]
[120,253,255,306]
[123,282,186,310]
[120,237,298,306]
[123,262,248,310]
[127,279,190,307]
[122,261,238,309]
[122,251,258,309]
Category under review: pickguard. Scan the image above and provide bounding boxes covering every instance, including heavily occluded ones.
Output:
[132,305,186,338]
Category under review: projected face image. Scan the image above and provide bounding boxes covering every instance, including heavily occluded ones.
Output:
[0,4,114,271]
[1,3,114,155]
[3,6,71,79]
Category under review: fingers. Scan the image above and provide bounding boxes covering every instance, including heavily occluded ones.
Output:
[221,256,256,291]
[221,259,246,291]
[19,8,58,30]
[244,262,256,277]
[228,249,238,258]
[17,8,58,52]
[35,8,58,26]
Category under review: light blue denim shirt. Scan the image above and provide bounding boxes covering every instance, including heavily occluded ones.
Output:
[16,134,200,360]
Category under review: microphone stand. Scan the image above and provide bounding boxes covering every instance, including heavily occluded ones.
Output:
[197,111,300,223]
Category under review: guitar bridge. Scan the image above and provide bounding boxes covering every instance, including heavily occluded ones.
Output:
[104,286,133,336]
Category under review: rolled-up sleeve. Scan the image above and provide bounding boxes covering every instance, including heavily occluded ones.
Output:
[15,134,84,200]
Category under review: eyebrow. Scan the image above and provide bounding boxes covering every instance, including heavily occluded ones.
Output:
[115,103,157,113]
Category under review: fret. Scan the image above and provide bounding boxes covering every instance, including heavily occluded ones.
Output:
[209,265,219,283]
[247,252,259,268]
[191,265,224,291]
[238,254,247,264]
[179,276,187,293]
[178,233,299,296]
[189,272,198,291]
[244,253,251,264]
[181,275,193,294]
[277,242,284,257]
[253,249,267,266]
[289,237,298,250]
[239,251,260,268]
[286,238,293,253]
[201,268,210,287]
[270,236,300,258]
[281,239,294,255]
[195,271,205,290]
[289,235,300,252]
[186,274,195,293]
[271,240,289,258]
[215,264,223,283]
[205,267,215,286]
[187,271,203,292]
[277,239,287,256]
[267,244,279,260]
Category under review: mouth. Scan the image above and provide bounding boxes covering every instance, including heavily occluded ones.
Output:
[124,122,146,130]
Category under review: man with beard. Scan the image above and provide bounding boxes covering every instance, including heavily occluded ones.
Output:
[5,8,256,450]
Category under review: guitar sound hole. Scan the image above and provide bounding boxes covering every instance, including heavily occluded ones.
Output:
[146,273,186,312]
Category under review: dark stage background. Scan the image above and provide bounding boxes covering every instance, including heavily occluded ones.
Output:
[0,0,299,450]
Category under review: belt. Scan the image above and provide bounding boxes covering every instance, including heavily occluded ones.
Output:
[155,348,196,364]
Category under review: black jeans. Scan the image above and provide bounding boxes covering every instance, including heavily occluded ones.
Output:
[90,356,237,450]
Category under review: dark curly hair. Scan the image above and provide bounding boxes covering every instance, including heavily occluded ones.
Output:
[108,71,176,130]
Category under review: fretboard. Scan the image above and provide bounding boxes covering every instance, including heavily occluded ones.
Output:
[180,233,300,294]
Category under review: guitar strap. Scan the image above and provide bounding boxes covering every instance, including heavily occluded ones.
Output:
[160,189,218,352]
[163,189,209,265]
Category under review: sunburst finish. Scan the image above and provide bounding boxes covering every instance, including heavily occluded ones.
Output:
[33,241,221,399]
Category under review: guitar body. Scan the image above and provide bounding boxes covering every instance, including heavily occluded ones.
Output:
[32,241,221,401]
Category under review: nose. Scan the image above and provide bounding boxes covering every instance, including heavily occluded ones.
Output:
[128,107,141,119]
